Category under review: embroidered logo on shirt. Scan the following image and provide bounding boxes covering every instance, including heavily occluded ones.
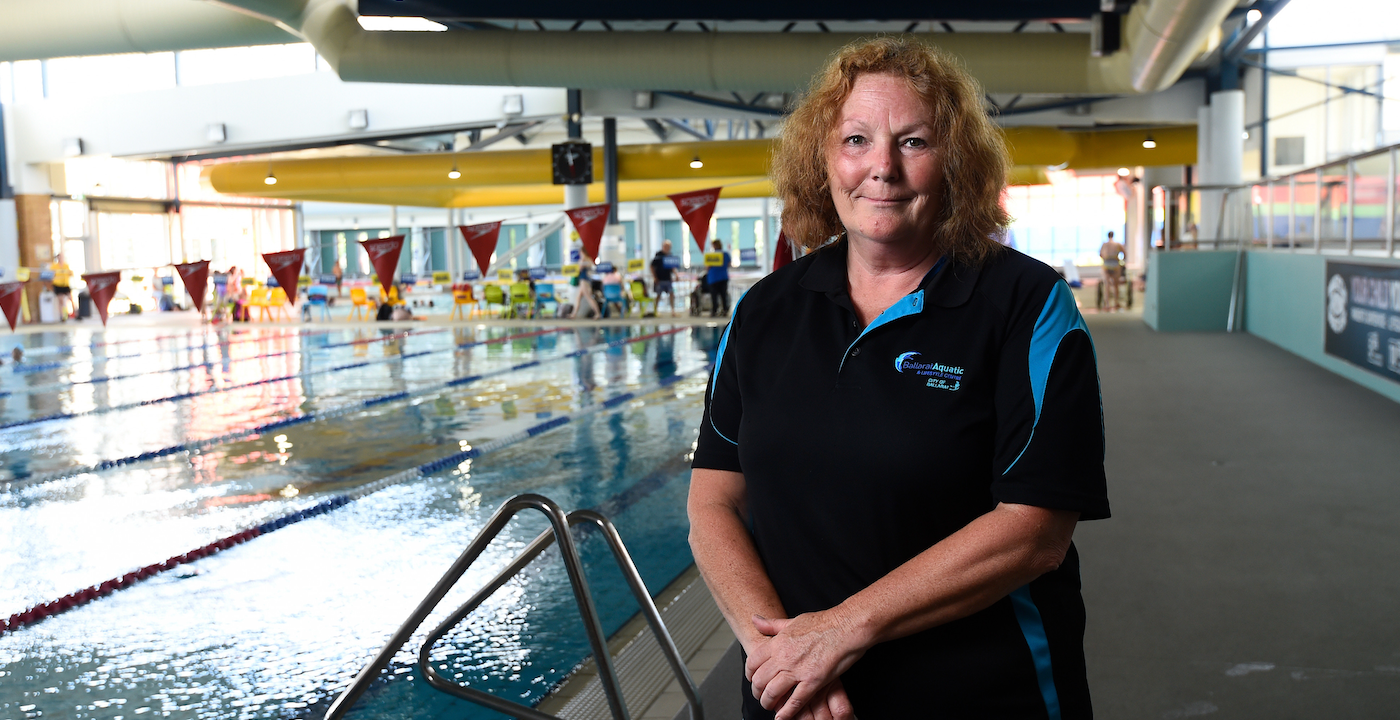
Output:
[895,352,963,391]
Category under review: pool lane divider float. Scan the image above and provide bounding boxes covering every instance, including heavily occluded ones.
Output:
[0,327,688,493]
[0,325,580,430]
[3,328,446,396]
[4,326,339,362]
[5,327,350,376]
[0,362,711,637]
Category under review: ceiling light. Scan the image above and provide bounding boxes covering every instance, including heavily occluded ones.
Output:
[690,156,703,169]
[1117,167,1131,177]
[357,16,447,32]
[1246,9,1262,22]
[1142,135,1157,149]
[448,157,461,180]
[264,166,277,185]
[1242,130,1251,140]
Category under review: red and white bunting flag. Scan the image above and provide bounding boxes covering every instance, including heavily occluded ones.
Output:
[772,230,795,272]
[262,249,307,305]
[565,204,611,262]
[0,282,22,331]
[359,236,404,293]
[458,222,502,275]
[82,271,123,326]
[668,187,722,253]
[173,260,211,313]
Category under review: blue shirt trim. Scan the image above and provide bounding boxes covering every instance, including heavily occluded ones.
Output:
[836,256,947,374]
[708,290,746,446]
[1010,586,1063,720]
[1005,281,1088,473]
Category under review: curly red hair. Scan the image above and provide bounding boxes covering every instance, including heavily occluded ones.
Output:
[772,36,1010,262]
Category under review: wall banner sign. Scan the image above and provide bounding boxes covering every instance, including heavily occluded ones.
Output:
[1325,261,1400,384]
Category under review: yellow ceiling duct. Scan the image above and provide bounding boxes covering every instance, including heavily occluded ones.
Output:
[204,127,1192,207]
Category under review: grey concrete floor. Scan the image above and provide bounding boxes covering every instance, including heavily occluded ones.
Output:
[1078,314,1400,719]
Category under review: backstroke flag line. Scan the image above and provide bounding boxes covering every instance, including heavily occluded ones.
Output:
[459,222,502,276]
[173,260,211,313]
[0,282,22,331]
[82,271,122,326]
[262,249,307,306]
[668,187,722,253]
[359,236,405,293]
[565,204,611,262]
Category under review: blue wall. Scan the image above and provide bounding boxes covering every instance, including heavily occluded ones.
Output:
[1245,252,1400,404]
[1144,250,1239,332]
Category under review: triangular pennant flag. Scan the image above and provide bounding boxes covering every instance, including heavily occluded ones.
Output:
[565,204,611,262]
[82,271,123,326]
[0,282,22,331]
[668,187,722,254]
[772,230,795,272]
[359,235,404,293]
[262,248,307,306]
[458,222,502,276]
[173,260,211,313]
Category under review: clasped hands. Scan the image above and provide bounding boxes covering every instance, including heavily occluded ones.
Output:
[744,610,868,720]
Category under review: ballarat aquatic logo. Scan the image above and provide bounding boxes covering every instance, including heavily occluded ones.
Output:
[895,352,964,391]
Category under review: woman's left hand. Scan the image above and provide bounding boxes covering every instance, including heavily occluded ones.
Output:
[745,613,867,720]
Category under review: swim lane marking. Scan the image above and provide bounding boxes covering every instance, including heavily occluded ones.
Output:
[0,362,709,637]
[0,327,687,492]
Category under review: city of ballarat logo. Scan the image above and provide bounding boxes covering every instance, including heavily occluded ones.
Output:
[895,352,963,391]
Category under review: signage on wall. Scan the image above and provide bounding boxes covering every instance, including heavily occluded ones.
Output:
[1324,261,1400,384]
[739,248,758,264]
[626,258,645,273]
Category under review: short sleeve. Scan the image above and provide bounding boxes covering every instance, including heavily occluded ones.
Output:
[692,305,743,472]
[991,281,1110,520]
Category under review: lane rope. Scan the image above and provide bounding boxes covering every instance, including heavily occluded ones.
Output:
[4,326,337,361]
[0,362,710,637]
[0,327,577,431]
[0,327,687,493]
[1,329,445,397]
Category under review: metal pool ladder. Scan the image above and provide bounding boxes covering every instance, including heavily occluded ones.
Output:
[324,493,703,720]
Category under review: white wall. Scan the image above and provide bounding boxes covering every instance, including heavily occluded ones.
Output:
[0,199,17,281]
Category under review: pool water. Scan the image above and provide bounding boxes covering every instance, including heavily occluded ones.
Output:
[0,323,724,720]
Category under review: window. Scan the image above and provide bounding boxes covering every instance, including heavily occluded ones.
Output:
[1275,136,1306,166]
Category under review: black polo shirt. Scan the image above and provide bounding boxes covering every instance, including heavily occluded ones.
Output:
[693,241,1109,720]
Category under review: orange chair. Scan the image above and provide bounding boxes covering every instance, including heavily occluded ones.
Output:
[248,287,273,321]
[348,287,373,321]
[450,284,479,321]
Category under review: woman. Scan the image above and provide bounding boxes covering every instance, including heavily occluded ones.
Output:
[565,256,602,319]
[689,37,1109,720]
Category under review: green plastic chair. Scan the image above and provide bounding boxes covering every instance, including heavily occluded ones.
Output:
[483,283,507,317]
[508,281,533,318]
[630,281,655,317]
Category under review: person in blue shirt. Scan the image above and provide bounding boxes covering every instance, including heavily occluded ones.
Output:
[707,239,732,317]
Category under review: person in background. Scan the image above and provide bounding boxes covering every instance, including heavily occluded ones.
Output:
[49,254,73,321]
[333,260,344,297]
[707,239,732,317]
[1099,230,1126,310]
[651,239,679,317]
[564,256,602,319]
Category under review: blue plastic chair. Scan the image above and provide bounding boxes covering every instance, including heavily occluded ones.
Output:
[306,285,331,321]
[534,283,558,317]
[602,283,625,318]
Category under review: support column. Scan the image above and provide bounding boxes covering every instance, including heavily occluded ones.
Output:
[603,117,619,224]
[15,195,53,323]
[1197,90,1245,244]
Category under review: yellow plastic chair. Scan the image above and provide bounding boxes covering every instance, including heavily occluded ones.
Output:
[630,281,655,317]
[449,284,479,321]
[378,284,404,308]
[267,287,292,321]
[348,287,373,321]
[248,287,273,321]
[483,283,506,317]
[507,281,533,318]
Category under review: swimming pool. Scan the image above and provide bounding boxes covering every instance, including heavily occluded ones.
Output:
[0,322,724,720]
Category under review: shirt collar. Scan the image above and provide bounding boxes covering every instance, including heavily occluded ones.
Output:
[798,240,981,309]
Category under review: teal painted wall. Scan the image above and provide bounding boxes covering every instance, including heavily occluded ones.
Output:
[1245,252,1400,404]
[1144,250,1238,332]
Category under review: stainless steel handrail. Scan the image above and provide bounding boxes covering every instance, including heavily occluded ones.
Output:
[323,493,702,720]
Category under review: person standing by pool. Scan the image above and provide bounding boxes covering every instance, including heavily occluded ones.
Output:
[688,37,1109,720]
[49,254,73,320]
[1099,231,1126,310]
[333,260,344,297]
[651,239,678,317]
[706,239,731,317]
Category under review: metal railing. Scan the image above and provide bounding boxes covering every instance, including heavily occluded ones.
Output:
[1155,142,1400,258]
[324,493,703,720]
